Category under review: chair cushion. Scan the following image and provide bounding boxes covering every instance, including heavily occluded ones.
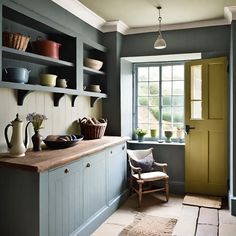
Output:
[133,171,169,181]
[130,153,155,172]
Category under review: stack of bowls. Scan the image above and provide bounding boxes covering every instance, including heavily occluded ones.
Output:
[84,58,103,71]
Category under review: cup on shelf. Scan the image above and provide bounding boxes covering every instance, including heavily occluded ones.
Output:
[56,78,67,88]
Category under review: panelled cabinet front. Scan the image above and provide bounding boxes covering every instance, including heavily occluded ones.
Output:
[48,160,83,236]
[83,151,106,222]
[47,143,128,236]
[107,143,127,204]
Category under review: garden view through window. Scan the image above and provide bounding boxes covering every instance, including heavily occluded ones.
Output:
[135,63,185,139]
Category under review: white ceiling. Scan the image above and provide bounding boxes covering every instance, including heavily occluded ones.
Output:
[79,0,236,27]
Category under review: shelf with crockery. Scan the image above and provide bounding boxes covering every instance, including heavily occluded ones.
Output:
[83,42,107,98]
[0,1,78,106]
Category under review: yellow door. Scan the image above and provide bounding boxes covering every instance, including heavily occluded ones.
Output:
[185,57,228,196]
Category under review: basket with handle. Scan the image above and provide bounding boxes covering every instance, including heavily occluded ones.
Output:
[78,117,107,139]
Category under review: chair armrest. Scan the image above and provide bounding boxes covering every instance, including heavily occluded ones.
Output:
[153,162,168,173]
[129,160,142,179]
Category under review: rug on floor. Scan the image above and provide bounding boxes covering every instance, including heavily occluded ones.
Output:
[118,213,177,236]
[183,194,222,209]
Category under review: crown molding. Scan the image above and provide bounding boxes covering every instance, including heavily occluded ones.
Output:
[102,20,129,34]
[51,0,105,30]
[51,1,236,35]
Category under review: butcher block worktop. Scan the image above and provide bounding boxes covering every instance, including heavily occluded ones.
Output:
[0,136,129,172]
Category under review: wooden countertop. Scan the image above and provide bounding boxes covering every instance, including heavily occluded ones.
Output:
[0,136,129,173]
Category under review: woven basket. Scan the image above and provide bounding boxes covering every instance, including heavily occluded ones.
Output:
[80,121,107,140]
[3,31,30,51]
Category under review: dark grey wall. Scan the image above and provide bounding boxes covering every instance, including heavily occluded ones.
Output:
[10,0,103,43]
[128,142,185,195]
[102,32,123,135]
[121,25,230,57]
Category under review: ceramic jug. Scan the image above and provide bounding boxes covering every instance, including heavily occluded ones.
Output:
[4,114,30,157]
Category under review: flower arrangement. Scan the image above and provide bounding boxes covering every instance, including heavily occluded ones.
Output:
[26,112,47,131]
[135,128,147,137]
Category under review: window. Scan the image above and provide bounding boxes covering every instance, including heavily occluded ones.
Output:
[134,63,185,139]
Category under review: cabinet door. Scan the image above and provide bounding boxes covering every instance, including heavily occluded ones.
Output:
[107,143,127,203]
[83,151,106,221]
[49,160,83,236]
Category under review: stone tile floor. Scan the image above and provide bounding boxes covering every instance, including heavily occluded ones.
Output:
[92,193,236,236]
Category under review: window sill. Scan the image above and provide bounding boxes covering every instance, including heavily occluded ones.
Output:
[127,140,185,146]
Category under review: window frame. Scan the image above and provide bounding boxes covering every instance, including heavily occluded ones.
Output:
[133,61,185,140]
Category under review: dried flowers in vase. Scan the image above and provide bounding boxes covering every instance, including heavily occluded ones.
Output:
[26,112,47,131]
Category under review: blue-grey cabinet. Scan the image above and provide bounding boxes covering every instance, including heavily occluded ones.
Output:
[49,160,83,236]
[107,143,127,204]
[0,142,128,236]
[83,151,106,222]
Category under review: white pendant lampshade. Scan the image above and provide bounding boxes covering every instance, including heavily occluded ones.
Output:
[154,6,167,49]
[154,34,167,49]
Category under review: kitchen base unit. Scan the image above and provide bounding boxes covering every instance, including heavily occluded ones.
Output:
[0,136,129,236]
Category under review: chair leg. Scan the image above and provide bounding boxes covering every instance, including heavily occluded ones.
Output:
[130,176,134,194]
[138,182,143,207]
[165,179,169,202]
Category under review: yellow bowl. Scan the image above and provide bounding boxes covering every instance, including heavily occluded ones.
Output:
[84,58,103,71]
[40,74,57,87]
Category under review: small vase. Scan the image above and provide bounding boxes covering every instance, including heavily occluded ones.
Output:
[32,130,43,151]
[138,135,144,142]
[165,131,173,143]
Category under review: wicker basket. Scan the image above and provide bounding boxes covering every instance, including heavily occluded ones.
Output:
[80,121,107,140]
[3,31,30,51]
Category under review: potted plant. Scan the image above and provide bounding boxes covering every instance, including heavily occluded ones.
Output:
[135,128,147,142]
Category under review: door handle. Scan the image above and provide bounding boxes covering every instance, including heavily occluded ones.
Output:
[185,125,195,134]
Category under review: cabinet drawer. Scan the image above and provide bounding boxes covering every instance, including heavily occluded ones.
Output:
[49,159,81,176]
[108,142,126,156]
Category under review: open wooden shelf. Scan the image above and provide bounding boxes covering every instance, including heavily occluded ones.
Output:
[2,46,74,67]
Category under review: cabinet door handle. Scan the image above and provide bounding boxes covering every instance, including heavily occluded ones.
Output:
[64,168,70,174]
[110,150,112,154]
[122,145,125,150]
[86,163,91,167]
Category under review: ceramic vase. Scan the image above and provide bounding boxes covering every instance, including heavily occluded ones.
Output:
[32,130,43,151]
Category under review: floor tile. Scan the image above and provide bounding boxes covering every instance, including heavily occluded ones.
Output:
[198,208,218,226]
[219,223,236,236]
[91,223,124,236]
[196,224,218,236]
[219,209,236,225]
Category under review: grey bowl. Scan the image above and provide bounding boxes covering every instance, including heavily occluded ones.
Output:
[3,67,30,84]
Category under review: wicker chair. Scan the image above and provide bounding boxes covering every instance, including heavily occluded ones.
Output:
[127,148,169,207]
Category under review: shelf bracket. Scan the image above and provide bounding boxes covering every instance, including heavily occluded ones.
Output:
[53,93,65,107]
[17,90,33,106]
[90,97,102,107]
[71,95,78,107]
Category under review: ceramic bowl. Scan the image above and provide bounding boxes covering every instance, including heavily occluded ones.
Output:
[40,74,57,87]
[87,84,101,92]
[84,58,103,71]
[43,135,84,149]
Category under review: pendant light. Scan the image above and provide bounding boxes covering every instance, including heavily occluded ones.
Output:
[154,6,167,49]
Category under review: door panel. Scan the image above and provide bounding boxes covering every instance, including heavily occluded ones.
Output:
[208,63,225,119]
[185,57,228,196]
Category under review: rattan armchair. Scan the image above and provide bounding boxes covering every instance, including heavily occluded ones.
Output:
[127,148,169,207]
